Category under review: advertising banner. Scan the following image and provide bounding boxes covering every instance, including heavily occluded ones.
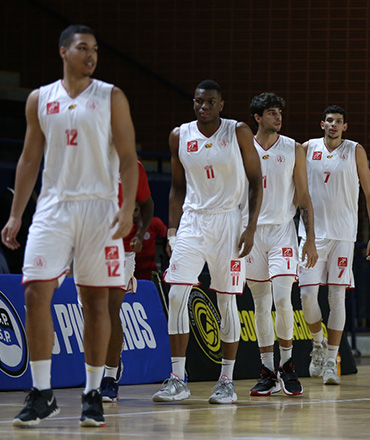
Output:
[0,275,171,391]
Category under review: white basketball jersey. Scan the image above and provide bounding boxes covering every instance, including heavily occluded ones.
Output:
[254,134,296,225]
[179,118,247,212]
[37,79,119,212]
[299,138,359,241]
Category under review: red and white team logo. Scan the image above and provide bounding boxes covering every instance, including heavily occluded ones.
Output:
[245,255,254,265]
[275,155,285,164]
[170,262,179,272]
[337,257,348,278]
[282,247,293,270]
[105,246,121,277]
[187,140,198,152]
[312,151,322,160]
[340,153,348,161]
[33,256,46,268]
[86,100,98,110]
[230,260,241,286]
[105,246,119,260]
[46,101,60,115]
[219,138,230,148]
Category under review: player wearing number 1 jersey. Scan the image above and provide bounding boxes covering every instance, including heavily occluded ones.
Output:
[245,93,317,397]
[152,80,262,404]
[298,105,370,385]
[1,25,138,427]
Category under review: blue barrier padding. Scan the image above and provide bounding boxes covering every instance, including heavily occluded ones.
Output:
[0,275,171,390]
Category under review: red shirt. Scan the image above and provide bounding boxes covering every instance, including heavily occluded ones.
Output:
[134,217,167,280]
[118,161,151,250]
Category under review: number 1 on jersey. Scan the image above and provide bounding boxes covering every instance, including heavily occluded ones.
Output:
[205,165,215,179]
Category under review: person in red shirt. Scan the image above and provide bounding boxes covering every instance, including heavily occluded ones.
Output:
[101,160,153,402]
[134,216,168,280]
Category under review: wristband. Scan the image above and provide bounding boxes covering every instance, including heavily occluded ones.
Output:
[168,235,176,250]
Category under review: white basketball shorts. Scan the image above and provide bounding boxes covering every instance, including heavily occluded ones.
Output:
[164,209,245,294]
[245,220,298,281]
[23,199,126,288]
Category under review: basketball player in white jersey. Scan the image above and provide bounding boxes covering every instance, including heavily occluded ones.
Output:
[1,25,138,427]
[299,105,370,385]
[245,93,317,397]
[152,80,262,404]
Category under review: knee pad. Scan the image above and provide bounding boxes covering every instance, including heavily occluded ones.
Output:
[248,281,274,347]
[168,285,192,334]
[272,277,295,341]
[300,285,321,324]
[327,285,346,331]
[216,293,240,343]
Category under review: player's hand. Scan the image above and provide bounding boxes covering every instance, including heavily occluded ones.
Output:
[238,227,255,258]
[1,217,22,250]
[301,239,318,268]
[130,236,143,253]
[111,210,133,240]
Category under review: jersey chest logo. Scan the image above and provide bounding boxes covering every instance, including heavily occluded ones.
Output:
[46,101,60,115]
[312,151,322,160]
[187,141,198,152]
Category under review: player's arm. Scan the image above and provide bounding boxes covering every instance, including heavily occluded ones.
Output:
[236,122,262,257]
[293,141,309,208]
[293,142,318,268]
[167,127,186,253]
[110,87,138,239]
[1,90,44,250]
[131,195,154,252]
[356,144,370,259]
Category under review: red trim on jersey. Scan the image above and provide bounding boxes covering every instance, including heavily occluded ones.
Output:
[76,283,126,290]
[209,287,244,296]
[21,269,70,285]
[254,134,280,151]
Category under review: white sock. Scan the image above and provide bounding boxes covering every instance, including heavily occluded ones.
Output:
[30,359,52,391]
[327,345,339,363]
[260,352,274,372]
[171,357,186,381]
[84,364,104,394]
[279,345,292,366]
[104,365,118,379]
[311,329,324,345]
[220,359,235,381]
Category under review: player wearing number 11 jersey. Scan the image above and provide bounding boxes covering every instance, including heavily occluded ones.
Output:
[298,105,370,385]
[152,80,262,404]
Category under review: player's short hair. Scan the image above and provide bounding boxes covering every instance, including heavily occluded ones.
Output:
[59,24,96,48]
[322,105,347,123]
[195,80,222,98]
[250,92,285,119]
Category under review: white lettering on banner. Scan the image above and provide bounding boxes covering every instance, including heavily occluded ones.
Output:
[121,302,157,351]
[133,303,156,348]
[49,301,155,354]
[54,304,84,354]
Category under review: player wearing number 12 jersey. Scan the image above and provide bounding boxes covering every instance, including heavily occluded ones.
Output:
[152,80,262,404]
[245,93,317,397]
[298,105,370,385]
[1,24,138,427]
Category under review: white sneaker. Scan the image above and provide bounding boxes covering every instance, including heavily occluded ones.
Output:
[152,374,191,402]
[323,359,341,385]
[309,339,327,377]
[208,375,237,404]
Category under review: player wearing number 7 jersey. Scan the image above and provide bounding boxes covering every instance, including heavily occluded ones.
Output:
[245,93,317,397]
[1,24,138,427]
[152,80,262,404]
[298,105,370,385]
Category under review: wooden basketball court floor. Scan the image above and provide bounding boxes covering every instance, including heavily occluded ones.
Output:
[1,358,369,440]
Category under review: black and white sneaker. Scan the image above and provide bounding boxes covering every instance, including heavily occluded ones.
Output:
[80,389,105,427]
[250,365,281,396]
[277,359,303,396]
[13,388,60,427]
